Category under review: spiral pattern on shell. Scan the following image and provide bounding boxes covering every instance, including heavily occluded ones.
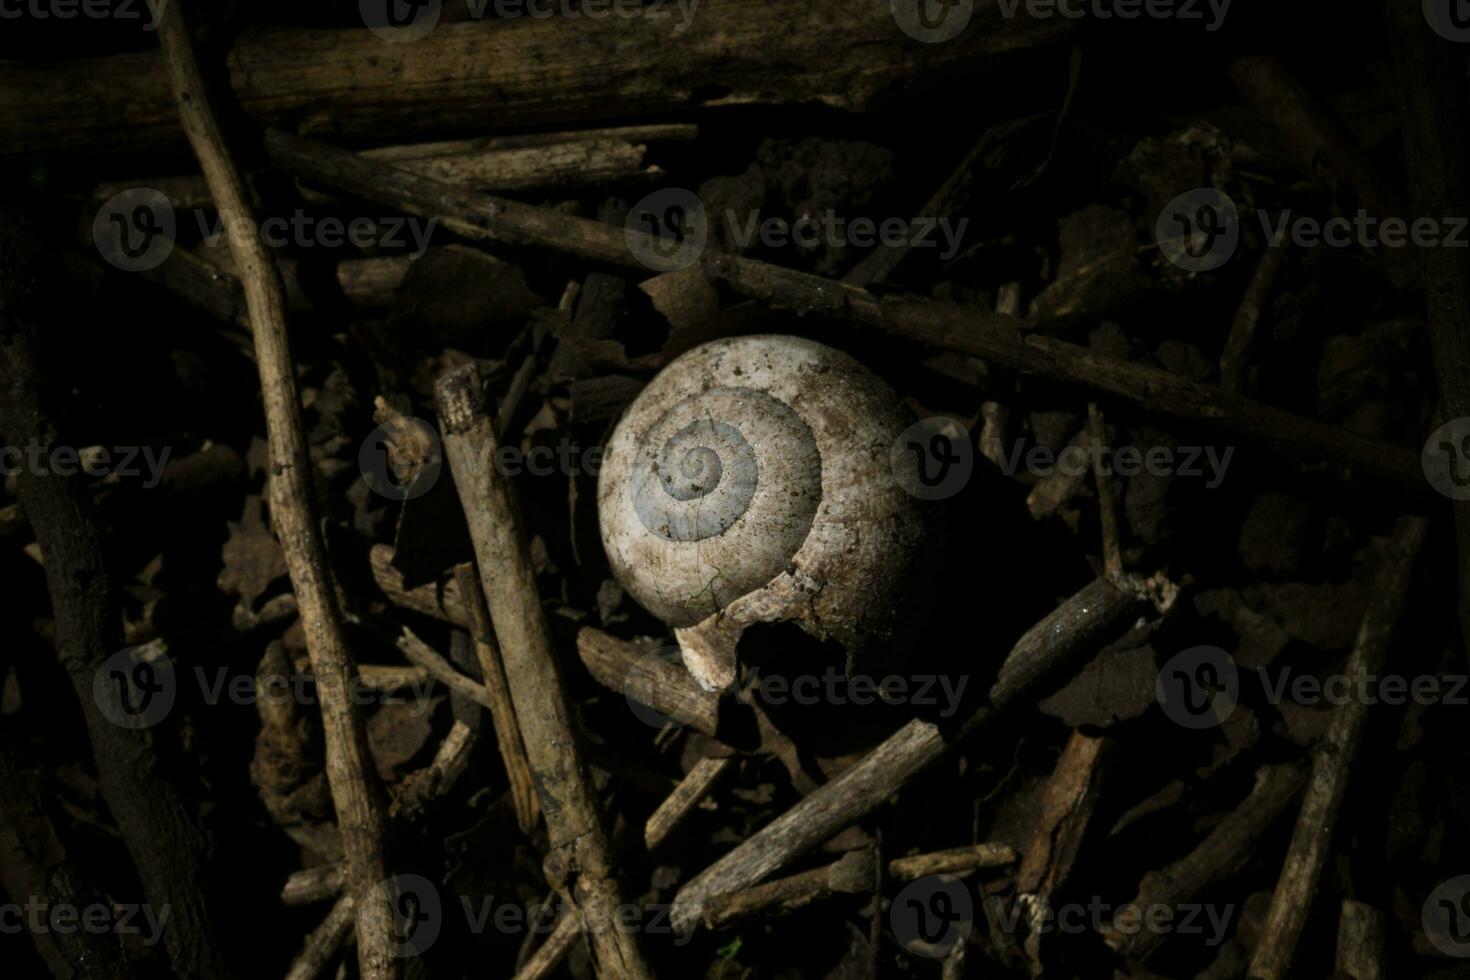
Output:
[630,387,819,545]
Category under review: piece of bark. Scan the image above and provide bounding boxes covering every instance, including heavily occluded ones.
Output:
[1017,729,1110,971]
[1017,730,1109,898]
[2,4,1071,161]
[646,756,734,851]
[549,272,631,381]
[671,574,1161,932]
[1104,763,1308,958]
[0,209,233,977]
[155,5,398,976]
[1335,900,1386,980]
[577,627,721,738]
[1248,516,1428,980]
[368,543,470,628]
[453,562,540,835]
[435,363,653,979]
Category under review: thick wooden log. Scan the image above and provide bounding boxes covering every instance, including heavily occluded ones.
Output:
[0,1,1071,162]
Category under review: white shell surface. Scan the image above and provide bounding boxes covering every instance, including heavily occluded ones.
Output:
[599,334,924,640]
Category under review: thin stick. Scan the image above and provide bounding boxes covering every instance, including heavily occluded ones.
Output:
[1087,404,1124,581]
[1219,246,1287,394]
[709,255,1425,494]
[0,188,231,980]
[670,575,1160,931]
[1248,516,1428,980]
[1105,763,1307,959]
[646,756,734,851]
[703,844,1015,930]
[397,628,501,713]
[283,893,357,980]
[154,5,397,976]
[282,864,348,907]
[435,363,653,980]
[578,627,722,738]
[512,915,582,980]
[260,132,1423,491]
[452,562,540,834]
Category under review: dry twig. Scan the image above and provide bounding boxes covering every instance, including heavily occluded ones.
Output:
[155,3,398,974]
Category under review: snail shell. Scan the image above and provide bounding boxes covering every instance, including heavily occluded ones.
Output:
[598,335,931,689]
